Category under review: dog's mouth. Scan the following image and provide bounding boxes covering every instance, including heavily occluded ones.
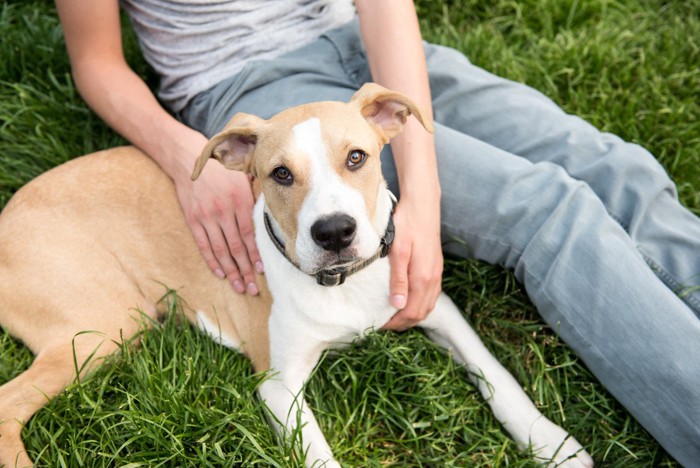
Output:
[311,251,361,274]
[304,246,386,286]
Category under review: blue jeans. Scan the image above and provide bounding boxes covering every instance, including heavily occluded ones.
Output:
[182,20,700,465]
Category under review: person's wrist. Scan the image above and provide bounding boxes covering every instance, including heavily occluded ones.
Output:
[398,183,441,210]
[157,128,208,186]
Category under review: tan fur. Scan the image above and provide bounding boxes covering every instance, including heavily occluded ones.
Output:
[0,84,430,467]
[0,148,273,369]
[0,147,271,467]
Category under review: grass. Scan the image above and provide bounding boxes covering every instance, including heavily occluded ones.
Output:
[1,0,698,465]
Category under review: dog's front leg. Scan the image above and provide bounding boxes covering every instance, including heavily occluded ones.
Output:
[257,313,340,468]
[419,294,593,467]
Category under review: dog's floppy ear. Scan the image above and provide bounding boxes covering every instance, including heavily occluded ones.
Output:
[350,82,434,142]
[191,113,265,180]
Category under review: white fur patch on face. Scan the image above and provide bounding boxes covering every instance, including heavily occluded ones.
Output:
[292,118,381,272]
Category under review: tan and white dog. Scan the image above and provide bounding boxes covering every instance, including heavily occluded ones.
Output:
[0,83,593,467]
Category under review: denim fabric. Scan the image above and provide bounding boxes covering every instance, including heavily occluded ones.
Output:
[182,20,700,465]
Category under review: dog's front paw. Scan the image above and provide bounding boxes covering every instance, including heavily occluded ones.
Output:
[529,417,594,467]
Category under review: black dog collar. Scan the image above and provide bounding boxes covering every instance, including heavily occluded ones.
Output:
[263,194,397,287]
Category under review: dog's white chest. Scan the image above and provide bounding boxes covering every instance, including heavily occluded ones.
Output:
[267,256,395,345]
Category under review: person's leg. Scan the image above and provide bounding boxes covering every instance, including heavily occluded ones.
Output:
[381,123,700,465]
[180,20,700,462]
[424,43,700,314]
[181,20,369,137]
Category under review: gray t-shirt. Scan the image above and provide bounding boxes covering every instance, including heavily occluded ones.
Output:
[120,0,356,112]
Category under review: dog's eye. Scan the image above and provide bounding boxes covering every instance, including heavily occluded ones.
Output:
[347,150,367,170]
[271,166,293,186]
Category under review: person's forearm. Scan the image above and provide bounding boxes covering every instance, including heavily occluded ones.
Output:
[356,0,440,201]
[71,58,205,185]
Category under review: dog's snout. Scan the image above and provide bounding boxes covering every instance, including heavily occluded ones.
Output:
[311,214,357,252]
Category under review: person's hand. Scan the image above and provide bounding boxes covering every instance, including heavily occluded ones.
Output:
[173,139,263,295]
[383,195,443,331]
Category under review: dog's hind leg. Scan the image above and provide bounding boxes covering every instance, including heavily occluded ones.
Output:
[419,294,593,467]
[0,333,124,467]
[0,273,153,468]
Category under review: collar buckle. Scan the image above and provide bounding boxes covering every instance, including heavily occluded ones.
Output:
[315,270,347,286]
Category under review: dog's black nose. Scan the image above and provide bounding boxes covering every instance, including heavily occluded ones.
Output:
[311,214,357,252]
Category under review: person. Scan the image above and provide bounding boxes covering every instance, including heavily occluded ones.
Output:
[54,0,700,464]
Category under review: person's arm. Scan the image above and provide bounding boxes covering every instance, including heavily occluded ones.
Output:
[355,0,443,330]
[55,0,263,294]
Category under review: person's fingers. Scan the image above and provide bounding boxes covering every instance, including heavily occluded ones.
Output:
[404,265,441,320]
[384,236,418,331]
[205,220,246,293]
[191,222,226,280]
[221,212,258,295]
[383,310,410,331]
[383,289,426,331]
[383,275,441,331]
[383,228,443,331]
[237,203,263,274]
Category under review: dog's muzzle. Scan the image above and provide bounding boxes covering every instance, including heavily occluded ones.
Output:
[264,195,396,286]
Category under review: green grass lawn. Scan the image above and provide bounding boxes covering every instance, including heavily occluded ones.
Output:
[1,0,698,466]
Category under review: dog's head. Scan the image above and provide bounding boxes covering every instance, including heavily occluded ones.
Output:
[192,83,433,274]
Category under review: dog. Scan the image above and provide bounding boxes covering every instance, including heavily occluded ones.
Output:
[0,83,593,467]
